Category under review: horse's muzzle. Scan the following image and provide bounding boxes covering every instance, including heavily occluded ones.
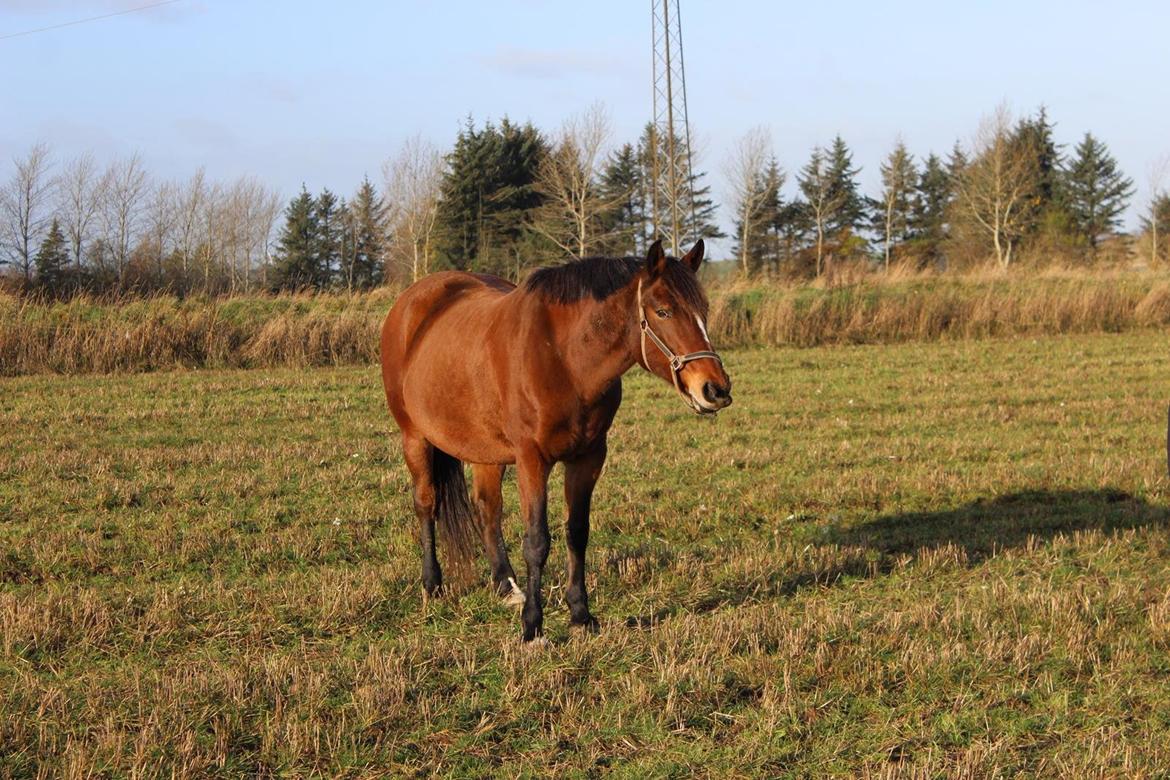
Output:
[689,380,732,415]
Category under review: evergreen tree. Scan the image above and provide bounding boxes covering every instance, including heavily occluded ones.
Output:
[874,141,918,270]
[1062,132,1134,251]
[825,135,867,237]
[314,188,342,287]
[774,199,808,274]
[1012,106,1063,219]
[1140,193,1170,265]
[756,158,786,273]
[271,187,319,290]
[34,218,70,295]
[596,143,646,256]
[684,168,726,245]
[342,177,388,289]
[434,118,547,274]
[732,158,784,275]
[946,142,968,184]
[797,147,837,276]
[912,153,953,265]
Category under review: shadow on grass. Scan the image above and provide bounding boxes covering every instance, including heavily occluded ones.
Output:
[829,488,1169,559]
[624,489,1170,629]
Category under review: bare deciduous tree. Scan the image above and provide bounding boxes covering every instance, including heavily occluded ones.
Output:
[99,153,150,283]
[56,152,105,272]
[725,127,776,275]
[1144,156,1169,266]
[529,103,618,258]
[146,180,177,283]
[1,142,54,281]
[383,136,443,283]
[954,106,1037,269]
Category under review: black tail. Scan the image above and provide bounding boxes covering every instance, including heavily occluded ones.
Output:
[432,448,480,587]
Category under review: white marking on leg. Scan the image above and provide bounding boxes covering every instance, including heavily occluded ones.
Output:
[504,576,526,607]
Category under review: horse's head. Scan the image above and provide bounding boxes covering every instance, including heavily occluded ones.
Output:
[637,240,732,415]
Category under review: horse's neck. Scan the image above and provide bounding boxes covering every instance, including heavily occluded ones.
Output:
[553,284,640,403]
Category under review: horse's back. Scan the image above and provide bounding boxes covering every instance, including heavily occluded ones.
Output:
[381,272,513,362]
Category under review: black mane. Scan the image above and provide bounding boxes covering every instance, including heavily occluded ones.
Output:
[523,255,708,314]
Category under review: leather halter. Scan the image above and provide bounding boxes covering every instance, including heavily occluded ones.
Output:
[636,278,723,404]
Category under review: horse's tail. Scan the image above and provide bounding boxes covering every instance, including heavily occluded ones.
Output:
[432,448,480,586]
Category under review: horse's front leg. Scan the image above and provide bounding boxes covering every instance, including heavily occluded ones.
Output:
[516,449,551,641]
[564,442,605,632]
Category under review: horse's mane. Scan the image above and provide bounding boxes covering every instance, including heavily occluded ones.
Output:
[523,255,708,314]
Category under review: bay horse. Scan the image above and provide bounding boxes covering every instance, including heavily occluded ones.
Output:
[380,240,732,641]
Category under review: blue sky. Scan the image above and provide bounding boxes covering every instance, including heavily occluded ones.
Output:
[2,0,1167,256]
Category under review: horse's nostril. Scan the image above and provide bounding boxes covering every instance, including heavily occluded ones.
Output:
[703,381,730,404]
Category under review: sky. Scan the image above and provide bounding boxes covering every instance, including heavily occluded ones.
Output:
[2,0,1168,257]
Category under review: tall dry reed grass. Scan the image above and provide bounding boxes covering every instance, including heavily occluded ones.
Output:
[2,271,1168,376]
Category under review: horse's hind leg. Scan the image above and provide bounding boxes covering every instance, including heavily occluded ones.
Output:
[402,432,441,596]
[472,463,522,605]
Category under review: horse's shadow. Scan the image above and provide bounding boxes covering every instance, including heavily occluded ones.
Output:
[622,489,1169,629]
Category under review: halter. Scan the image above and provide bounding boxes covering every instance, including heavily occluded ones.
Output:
[636,278,724,406]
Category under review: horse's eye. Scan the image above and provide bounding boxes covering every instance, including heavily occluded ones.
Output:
[655,308,671,319]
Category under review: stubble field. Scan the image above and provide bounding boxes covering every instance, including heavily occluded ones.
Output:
[2,330,1169,777]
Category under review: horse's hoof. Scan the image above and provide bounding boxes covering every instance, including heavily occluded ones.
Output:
[571,616,600,634]
[502,577,526,608]
[522,635,549,648]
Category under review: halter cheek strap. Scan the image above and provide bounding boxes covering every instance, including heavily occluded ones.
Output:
[636,279,723,399]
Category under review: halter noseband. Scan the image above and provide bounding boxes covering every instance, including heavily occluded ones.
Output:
[636,278,723,406]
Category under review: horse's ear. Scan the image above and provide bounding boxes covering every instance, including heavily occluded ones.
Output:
[681,239,705,272]
[646,239,668,279]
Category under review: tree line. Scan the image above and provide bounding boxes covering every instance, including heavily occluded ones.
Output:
[729,106,1156,277]
[3,103,1167,298]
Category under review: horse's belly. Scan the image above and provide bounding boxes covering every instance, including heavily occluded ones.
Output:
[401,358,514,465]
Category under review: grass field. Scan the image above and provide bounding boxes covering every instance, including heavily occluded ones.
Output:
[2,331,1170,776]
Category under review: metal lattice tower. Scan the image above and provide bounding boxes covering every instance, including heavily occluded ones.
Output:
[650,0,697,255]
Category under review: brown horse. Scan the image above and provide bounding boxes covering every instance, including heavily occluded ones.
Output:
[380,240,732,641]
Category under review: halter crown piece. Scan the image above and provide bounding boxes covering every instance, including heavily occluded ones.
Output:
[636,279,724,405]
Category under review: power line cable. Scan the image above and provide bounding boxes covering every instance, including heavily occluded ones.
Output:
[0,1,182,42]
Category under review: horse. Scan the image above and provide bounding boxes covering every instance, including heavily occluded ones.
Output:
[379,239,732,641]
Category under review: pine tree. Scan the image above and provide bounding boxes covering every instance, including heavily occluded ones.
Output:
[314,189,342,287]
[34,218,71,296]
[1012,106,1063,222]
[271,187,319,290]
[434,118,547,275]
[1062,132,1134,252]
[732,158,783,276]
[875,141,918,270]
[342,177,388,289]
[825,135,867,237]
[596,143,645,256]
[435,117,487,270]
[684,168,726,245]
[946,142,968,184]
[912,153,952,266]
[1140,193,1170,265]
[755,159,786,273]
[797,147,837,276]
[774,199,808,275]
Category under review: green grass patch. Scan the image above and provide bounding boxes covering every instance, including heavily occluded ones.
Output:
[2,331,1169,775]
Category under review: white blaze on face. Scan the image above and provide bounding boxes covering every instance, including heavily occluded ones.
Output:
[695,314,712,348]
